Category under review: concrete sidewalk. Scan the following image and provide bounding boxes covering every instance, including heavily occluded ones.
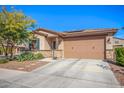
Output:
[0,59,121,88]
[0,68,27,79]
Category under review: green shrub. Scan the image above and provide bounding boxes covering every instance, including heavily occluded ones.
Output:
[16,52,44,62]
[24,52,35,61]
[0,59,9,64]
[16,52,34,62]
[115,48,124,66]
[34,53,44,59]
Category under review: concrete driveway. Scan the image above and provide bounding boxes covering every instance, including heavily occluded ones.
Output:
[0,59,121,88]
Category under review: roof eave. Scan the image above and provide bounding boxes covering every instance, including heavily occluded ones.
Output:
[62,30,117,38]
[33,31,48,37]
[33,28,64,38]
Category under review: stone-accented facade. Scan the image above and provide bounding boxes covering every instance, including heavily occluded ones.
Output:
[105,35,124,61]
[105,34,114,61]
[106,49,114,61]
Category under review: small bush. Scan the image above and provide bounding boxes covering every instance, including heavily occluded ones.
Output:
[115,48,124,66]
[0,59,9,64]
[24,52,35,61]
[34,53,44,59]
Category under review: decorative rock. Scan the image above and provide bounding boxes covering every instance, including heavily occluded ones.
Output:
[18,68,24,70]
[31,63,36,66]
[25,65,30,67]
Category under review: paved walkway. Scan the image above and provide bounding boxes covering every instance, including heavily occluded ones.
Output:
[0,59,121,88]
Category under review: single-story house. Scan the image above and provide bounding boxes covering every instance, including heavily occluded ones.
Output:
[1,28,124,61]
[31,28,123,61]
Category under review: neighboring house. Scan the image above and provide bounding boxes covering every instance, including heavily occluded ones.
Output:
[113,37,124,48]
[32,28,121,61]
[0,44,26,56]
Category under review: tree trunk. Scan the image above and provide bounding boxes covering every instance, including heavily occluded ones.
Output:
[5,46,8,57]
[10,45,14,59]
[1,42,8,57]
[5,42,10,58]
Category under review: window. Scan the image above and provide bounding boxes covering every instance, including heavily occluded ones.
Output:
[35,38,40,50]
[115,40,119,44]
[28,38,40,50]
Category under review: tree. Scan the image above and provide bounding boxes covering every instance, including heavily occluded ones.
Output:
[0,6,36,59]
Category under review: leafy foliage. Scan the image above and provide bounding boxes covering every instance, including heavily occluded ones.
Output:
[115,48,124,66]
[16,52,44,62]
[0,58,9,64]
[35,53,44,59]
[0,6,36,58]
[0,47,4,53]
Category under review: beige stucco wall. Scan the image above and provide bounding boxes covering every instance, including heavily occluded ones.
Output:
[34,31,64,58]
[57,38,64,58]
[34,29,64,50]
[44,38,51,50]
[34,34,51,50]
[35,30,60,50]
[58,38,63,50]
[34,34,44,50]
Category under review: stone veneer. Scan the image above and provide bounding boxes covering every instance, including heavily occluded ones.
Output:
[106,49,115,61]
[106,35,115,61]
[32,50,63,58]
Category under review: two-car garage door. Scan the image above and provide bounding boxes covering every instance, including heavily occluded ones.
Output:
[64,36,105,59]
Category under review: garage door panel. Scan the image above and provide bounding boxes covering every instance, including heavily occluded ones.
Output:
[64,36,105,59]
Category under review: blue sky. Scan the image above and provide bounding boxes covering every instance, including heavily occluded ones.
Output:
[2,5,124,39]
